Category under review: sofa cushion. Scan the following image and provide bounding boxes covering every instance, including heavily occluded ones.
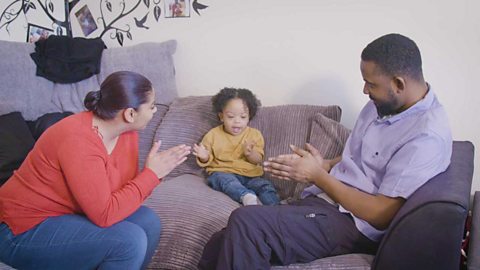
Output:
[0,40,58,120]
[154,96,220,179]
[138,104,169,170]
[99,40,178,106]
[144,174,239,269]
[271,253,373,269]
[0,39,179,121]
[292,113,351,200]
[0,112,35,186]
[250,105,342,199]
[52,40,179,114]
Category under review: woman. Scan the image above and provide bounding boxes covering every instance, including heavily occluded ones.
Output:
[0,71,191,269]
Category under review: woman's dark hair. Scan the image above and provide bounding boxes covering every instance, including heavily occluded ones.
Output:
[212,87,261,119]
[361,33,424,81]
[84,71,153,120]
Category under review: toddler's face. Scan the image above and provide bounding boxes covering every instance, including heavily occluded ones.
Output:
[219,98,250,136]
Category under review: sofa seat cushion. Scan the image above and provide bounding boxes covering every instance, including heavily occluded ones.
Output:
[143,174,239,269]
[271,253,373,269]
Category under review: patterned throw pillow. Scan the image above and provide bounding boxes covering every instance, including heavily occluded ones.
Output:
[138,104,169,170]
[292,112,351,200]
[153,96,220,180]
[250,105,342,199]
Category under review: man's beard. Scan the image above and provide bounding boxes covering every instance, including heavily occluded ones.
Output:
[372,90,400,117]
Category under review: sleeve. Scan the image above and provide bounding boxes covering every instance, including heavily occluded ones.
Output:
[378,132,452,199]
[197,129,215,167]
[57,134,159,227]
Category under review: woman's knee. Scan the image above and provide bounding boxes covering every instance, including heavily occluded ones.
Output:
[136,206,162,230]
[109,223,148,258]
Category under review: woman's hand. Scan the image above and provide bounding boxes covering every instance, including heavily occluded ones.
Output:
[145,141,191,179]
[192,143,209,163]
[263,143,327,183]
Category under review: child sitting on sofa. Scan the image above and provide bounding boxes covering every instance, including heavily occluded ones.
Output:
[193,87,280,206]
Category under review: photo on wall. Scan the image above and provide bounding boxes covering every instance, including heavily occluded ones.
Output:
[165,0,190,18]
[75,4,98,36]
[26,23,54,43]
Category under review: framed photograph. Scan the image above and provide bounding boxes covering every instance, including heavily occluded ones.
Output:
[165,0,190,18]
[26,23,55,43]
[75,4,98,36]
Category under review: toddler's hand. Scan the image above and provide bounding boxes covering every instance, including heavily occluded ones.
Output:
[243,140,256,157]
[193,143,209,163]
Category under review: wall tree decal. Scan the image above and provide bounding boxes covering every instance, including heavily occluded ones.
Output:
[1,0,209,46]
[97,0,208,46]
[0,0,80,37]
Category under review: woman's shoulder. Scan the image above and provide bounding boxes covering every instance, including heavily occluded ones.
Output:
[38,112,95,145]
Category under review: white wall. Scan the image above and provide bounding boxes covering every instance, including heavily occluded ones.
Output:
[2,0,479,194]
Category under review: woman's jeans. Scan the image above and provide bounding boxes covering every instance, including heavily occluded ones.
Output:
[0,206,161,270]
[208,172,280,205]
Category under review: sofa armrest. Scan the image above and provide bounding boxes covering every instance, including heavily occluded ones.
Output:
[372,141,475,270]
[468,191,480,270]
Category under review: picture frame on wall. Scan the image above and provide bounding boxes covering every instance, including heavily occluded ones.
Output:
[165,0,191,18]
[26,23,55,43]
[75,4,98,36]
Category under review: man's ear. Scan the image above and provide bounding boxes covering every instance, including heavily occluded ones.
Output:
[123,108,136,123]
[392,76,406,94]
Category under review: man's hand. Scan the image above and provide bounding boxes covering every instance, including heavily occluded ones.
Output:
[193,143,209,163]
[145,141,191,179]
[263,143,327,183]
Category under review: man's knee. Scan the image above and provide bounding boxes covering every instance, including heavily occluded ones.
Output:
[228,206,263,229]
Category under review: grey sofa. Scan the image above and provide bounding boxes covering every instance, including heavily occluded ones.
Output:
[0,38,477,270]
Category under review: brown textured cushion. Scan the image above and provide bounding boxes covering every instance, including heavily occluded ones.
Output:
[271,253,373,269]
[144,174,239,269]
[292,113,351,200]
[138,104,169,170]
[153,96,220,180]
[250,105,342,199]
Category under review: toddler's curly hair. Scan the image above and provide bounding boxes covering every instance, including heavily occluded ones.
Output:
[212,87,261,119]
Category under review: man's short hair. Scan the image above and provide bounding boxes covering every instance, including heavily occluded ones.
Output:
[361,33,424,81]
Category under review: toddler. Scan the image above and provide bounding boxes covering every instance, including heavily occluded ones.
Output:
[193,87,280,206]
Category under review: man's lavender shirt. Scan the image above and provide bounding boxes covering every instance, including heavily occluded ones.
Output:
[302,87,452,241]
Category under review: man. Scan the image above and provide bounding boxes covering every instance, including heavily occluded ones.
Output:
[198,33,452,269]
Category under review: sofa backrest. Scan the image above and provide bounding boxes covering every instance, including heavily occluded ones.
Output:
[0,39,178,121]
[149,95,344,199]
